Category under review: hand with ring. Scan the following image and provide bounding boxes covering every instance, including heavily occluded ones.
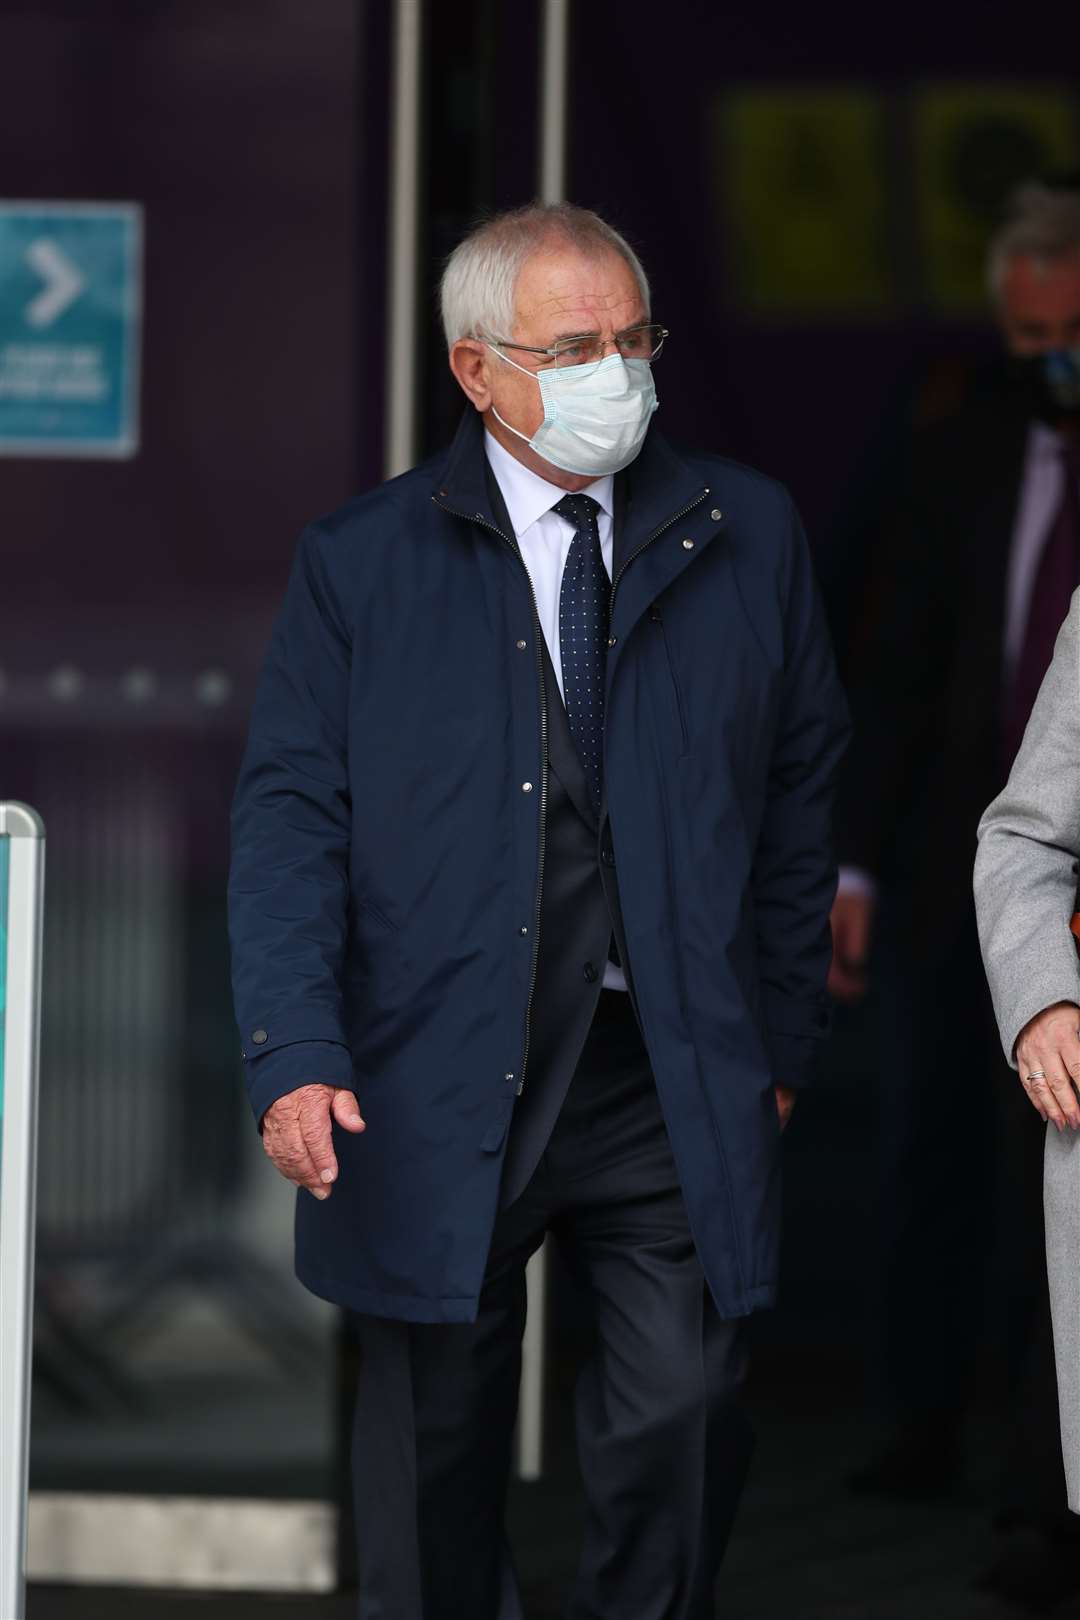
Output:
[1014,1001,1080,1132]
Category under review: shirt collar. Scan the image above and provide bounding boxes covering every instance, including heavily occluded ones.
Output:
[483,429,614,537]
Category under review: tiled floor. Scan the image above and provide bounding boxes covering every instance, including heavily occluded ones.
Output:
[28,1394,1079,1619]
[26,1014,1078,1617]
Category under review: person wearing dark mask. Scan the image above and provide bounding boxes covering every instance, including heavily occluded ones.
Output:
[831,178,1080,1608]
[1008,347,1080,421]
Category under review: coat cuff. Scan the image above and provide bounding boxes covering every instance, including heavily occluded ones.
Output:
[763,1029,824,1090]
[244,1039,355,1133]
[760,990,832,1089]
[1003,984,1080,1071]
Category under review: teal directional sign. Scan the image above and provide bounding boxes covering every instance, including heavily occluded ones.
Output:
[0,201,142,458]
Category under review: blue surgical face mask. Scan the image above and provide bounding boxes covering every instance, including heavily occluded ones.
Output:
[486,346,658,477]
[1008,349,1080,422]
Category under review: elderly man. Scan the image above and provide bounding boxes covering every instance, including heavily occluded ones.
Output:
[975,581,1080,1522]
[229,203,848,1619]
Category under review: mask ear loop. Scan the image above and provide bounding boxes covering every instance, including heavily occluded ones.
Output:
[485,343,540,445]
[485,342,534,379]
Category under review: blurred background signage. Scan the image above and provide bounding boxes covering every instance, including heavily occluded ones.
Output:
[0,201,142,458]
[723,88,893,315]
[719,82,1078,318]
[914,85,1078,309]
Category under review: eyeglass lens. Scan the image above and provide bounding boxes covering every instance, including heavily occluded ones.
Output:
[554,325,665,367]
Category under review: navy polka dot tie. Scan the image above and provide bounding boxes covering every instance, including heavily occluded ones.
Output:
[554,492,608,818]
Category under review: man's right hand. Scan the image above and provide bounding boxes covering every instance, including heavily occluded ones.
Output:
[828,891,876,1003]
[261,1083,366,1198]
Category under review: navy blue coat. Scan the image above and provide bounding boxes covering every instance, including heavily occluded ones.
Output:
[228,411,850,1324]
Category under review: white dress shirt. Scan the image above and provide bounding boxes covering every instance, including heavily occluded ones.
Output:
[839,419,1071,901]
[484,430,627,992]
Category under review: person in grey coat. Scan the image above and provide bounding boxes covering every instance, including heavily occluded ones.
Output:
[975,583,1080,1516]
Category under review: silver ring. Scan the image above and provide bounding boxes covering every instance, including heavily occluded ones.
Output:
[1028,1069,1047,1081]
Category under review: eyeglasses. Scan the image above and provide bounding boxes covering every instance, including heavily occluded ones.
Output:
[487,323,668,369]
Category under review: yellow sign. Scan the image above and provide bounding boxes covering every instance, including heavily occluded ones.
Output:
[915,85,1078,311]
[722,89,893,315]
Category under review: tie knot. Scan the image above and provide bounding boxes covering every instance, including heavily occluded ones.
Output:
[553,492,601,530]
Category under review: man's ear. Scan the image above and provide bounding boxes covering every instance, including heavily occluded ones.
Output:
[449,339,493,413]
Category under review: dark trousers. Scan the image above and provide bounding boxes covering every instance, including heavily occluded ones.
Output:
[869,904,995,1423]
[350,989,754,1619]
[869,898,1066,1520]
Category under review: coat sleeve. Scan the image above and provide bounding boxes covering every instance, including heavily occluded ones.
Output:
[753,496,852,1088]
[974,589,1080,1067]
[228,525,356,1131]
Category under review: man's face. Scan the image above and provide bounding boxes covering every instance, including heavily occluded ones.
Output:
[450,243,647,490]
[999,251,1080,355]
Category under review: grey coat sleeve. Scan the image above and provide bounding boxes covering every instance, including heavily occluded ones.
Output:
[973,586,1080,1067]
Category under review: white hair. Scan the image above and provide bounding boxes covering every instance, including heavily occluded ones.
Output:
[439,202,651,350]
[987,181,1080,303]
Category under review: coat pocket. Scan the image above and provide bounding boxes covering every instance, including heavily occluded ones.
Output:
[648,605,689,756]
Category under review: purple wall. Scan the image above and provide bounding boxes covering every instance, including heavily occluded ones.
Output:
[0,1,372,688]
[568,3,1080,549]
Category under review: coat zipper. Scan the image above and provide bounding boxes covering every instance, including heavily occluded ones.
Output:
[608,487,710,623]
[433,481,710,1097]
[602,486,710,883]
[432,495,547,1097]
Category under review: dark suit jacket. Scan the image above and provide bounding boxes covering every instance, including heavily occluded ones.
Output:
[483,462,639,1208]
[835,377,1033,940]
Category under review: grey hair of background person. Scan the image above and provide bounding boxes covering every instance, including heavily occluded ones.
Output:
[439,202,651,351]
[986,180,1080,303]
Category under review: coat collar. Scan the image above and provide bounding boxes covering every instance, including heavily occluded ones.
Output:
[617,422,711,573]
[482,428,615,537]
[432,408,708,573]
[431,409,504,531]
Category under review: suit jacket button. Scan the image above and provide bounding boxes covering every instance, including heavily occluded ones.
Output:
[583,962,598,983]
[252,1028,268,1045]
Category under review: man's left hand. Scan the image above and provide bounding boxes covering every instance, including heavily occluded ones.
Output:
[775,1086,797,1132]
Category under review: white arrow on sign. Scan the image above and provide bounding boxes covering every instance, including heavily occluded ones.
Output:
[24,237,85,329]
